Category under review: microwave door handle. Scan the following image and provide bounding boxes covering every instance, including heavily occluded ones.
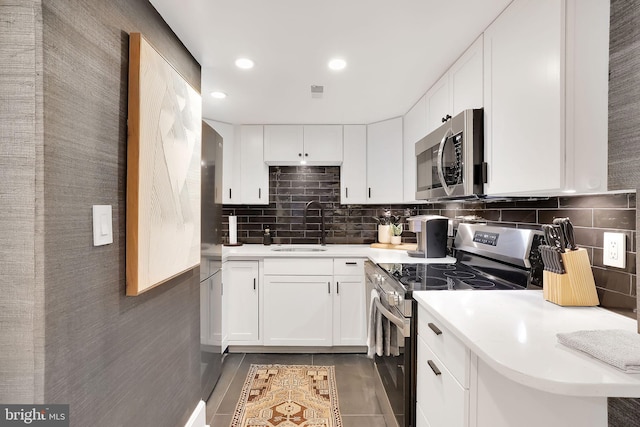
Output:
[436,127,454,196]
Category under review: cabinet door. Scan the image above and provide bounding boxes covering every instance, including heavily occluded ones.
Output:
[341,125,367,204]
[263,275,333,346]
[207,120,241,204]
[425,74,451,134]
[403,96,428,202]
[483,0,563,195]
[264,125,304,164]
[225,261,260,344]
[366,117,404,204]
[333,275,366,346]
[417,337,469,427]
[303,125,343,165]
[240,125,269,204]
[450,35,483,116]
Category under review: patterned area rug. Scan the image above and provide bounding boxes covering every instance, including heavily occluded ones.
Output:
[230,364,343,427]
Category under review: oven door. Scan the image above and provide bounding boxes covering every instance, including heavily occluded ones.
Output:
[372,289,414,427]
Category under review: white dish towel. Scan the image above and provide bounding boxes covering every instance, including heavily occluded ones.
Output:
[556,329,640,373]
[367,290,383,359]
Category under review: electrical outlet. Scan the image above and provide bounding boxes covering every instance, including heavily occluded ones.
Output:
[603,232,626,268]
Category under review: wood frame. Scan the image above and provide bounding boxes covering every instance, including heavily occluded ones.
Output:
[126,33,201,296]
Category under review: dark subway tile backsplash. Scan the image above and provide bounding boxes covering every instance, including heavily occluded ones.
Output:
[223,166,637,314]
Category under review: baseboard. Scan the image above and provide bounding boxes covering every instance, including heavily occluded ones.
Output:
[227,345,367,354]
[185,400,208,427]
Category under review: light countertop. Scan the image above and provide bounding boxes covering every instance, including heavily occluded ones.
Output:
[217,243,456,265]
[413,290,640,397]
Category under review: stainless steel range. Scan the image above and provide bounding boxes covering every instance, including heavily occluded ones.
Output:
[366,223,545,427]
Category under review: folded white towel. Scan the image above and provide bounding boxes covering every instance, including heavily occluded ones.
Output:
[367,289,400,358]
[556,329,640,373]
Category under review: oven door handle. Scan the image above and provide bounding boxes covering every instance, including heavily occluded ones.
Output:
[374,297,410,338]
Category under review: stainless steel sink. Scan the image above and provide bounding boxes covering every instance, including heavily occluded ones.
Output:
[271,247,327,252]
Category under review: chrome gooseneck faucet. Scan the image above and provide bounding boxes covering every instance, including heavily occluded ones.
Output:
[303,200,326,245]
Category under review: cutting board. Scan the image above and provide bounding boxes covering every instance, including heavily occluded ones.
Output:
[370,243,417,250]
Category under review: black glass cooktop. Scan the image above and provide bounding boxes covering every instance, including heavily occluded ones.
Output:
[377,262,525,292]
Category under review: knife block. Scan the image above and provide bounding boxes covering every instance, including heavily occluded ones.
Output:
[543,248,599,307]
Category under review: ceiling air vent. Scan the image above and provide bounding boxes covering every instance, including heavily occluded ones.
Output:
[311,85,324,99]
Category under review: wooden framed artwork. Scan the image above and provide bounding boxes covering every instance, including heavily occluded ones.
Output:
[126,33,201,296]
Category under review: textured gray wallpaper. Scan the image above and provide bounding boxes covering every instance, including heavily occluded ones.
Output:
[0,0,202,425]
[40,1,201,425]
[608,0,640,423]
[608,0,640,191]
[0,1,45,403]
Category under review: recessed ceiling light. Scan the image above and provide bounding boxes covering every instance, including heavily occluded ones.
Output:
[210,91,227,99]
[235,58,254,69]
[328,58,347,71]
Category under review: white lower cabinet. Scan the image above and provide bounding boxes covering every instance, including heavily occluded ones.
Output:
[417,305,470,427]
[260,257,367,347]
[225,261,260,344]
[417,336,469,427]
[263,275,333,346]
[333,258,366,345]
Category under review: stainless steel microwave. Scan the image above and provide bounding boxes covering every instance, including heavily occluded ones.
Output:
[415,108,486,200]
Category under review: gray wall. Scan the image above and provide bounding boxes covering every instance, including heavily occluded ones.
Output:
[608,0,640,191]
[0,1,45,403]
[2,0,202,425]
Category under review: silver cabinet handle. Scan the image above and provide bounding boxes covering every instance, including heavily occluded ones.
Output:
[229,188,232,199]
[258,188,261,199]
[253,278,256,290]
[428,360,441,376]
[428,322,442,336]
[336,281,340,294]
[328,281,331,294]
[345,262,357,265]
[346,187,348,198]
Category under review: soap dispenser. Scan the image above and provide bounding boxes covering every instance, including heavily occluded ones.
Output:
[263,226,272,246]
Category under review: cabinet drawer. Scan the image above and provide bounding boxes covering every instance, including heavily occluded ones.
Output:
[333,258,365,275]
[418,305,469,387]
[264,258,333,276]
[417,336,468,427]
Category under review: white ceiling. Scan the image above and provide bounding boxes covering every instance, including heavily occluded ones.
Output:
[149,0,512,125]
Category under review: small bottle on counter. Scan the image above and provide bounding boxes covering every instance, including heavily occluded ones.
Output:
[263,227,272,245]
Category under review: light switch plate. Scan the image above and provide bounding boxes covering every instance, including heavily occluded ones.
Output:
[603,232,625,268]
[93,205,113,246]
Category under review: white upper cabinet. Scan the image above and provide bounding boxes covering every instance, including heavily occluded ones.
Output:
[403,96,428,203]
[425,36,484,136]
[240,125,270,204]
[263,125,304,164]
[264,124,343,165]
[303,125,343,164]
[483,0,608,195]
[206,120,241,204]
[450,35,484,116]
[425,74,451,134]
[217,123,269,205]
[367,117,404,204]
[341,125,368,204]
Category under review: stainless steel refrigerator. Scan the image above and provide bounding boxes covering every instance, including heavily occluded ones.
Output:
[200,121,224,400]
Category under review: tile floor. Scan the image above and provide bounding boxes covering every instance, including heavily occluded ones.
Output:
[206,353,387,427]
